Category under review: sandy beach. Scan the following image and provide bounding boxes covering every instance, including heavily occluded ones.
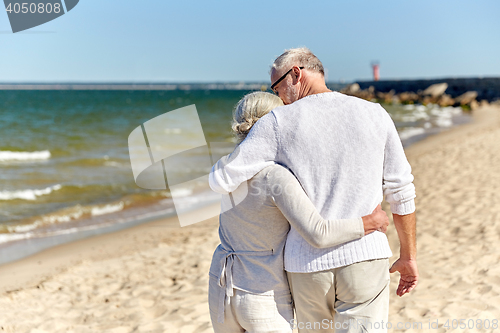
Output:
[1,104,499,333]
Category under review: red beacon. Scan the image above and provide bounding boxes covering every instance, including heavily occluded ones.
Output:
[371,62,380,81]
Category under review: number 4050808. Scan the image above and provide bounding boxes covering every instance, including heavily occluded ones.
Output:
[5,2,61,14]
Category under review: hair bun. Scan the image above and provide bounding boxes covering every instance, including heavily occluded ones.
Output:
[238,122,252,133]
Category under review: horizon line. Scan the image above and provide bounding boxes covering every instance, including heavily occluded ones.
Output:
[0,75,498,85]
[0,76,498,91]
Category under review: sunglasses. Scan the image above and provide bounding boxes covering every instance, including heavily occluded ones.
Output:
[271,66,304,92]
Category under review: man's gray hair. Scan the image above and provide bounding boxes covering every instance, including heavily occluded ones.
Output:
[271,47,325,76]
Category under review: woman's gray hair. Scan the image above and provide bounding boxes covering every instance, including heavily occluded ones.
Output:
[271,47,325,76]
[232,91,284,143]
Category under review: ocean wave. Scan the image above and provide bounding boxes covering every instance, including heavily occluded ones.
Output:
[435,118,453,128]
[399,127,426,141]
[163,188,193,198]
[91,202,125,216]
[430,106,462,128]
[6,223,39,233]
[0,205,178,246]
[403,104,416,111]
[0,188,218,247]
[0,150,51,161]
[5,200,125,234]
[104,161,127,168]
[0,232,33,243]
[5,205,85,234]
[0,184,62,201]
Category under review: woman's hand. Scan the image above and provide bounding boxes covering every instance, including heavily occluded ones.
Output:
[361,204,389,235]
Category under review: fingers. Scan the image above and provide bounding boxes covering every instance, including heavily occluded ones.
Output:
[405,281,417,294]
[397,279,418,297]
[397,282,409,296]
[389,259,419,296]
[396,274,418,296]
[381,214,389,233]
[365,204,389,234]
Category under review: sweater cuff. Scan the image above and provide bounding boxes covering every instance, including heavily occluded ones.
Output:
[390,199,416,215]
[354,217,365,238]
[209,167,230,194]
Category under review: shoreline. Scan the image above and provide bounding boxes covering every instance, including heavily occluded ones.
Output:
[0,105,498,332]
[0,189,221,266]
[0,202,221,294]
[403,105,498,158]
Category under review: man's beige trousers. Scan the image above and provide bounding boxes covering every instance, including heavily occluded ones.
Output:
[287,258,390,333]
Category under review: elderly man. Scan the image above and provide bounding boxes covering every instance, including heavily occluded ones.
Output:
[209,48,418,332]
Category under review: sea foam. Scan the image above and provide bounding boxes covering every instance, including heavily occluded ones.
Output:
[91,202,125,216]
[0,184,62,201]
[0,150,51,161]
[398,127,426,141]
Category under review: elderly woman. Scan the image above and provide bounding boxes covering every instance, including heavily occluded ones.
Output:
[208,92,388,333]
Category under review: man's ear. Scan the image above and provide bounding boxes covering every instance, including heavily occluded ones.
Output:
[292,66,302,85]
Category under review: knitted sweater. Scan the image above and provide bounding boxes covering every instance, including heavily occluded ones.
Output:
[209,164,365,296]
[209,92,416,273]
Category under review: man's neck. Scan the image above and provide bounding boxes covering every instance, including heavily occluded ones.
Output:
[299,80,332,99]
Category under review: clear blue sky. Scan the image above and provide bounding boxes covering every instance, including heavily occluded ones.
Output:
[1,0,499,82]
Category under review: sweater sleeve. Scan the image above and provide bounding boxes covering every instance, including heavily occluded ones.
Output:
[209,112,279,194]
[381,105,416,215]
[266,165,365,248]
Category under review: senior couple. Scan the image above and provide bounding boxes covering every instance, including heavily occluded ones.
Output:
[207,48,418,333]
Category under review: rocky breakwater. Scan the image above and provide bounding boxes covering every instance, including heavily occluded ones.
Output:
[341,82,493,110]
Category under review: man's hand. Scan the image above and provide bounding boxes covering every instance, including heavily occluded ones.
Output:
[361,204,389,235]
[391,212,417,296]
[389,258,418,296]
